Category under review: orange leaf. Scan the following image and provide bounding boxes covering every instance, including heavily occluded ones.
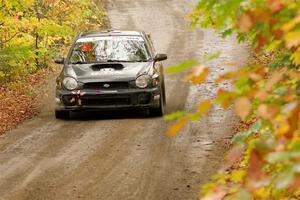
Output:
[249,73,263,81]
[214,70,241,84]
[237,13,253,33]
[185,66,209,84]
[246,150,265,191]
[257,104,280,120]
[255,34,268,52]
[225,144,245,169]
[167,117,188,137]
[197,100,211,115]
[255,91,269,101]
[257,104,269,119]
[217,89,234,110]
[267,0,285,13]
[265,67,287,91]
[289,175,300,192]
[234,97,252,120]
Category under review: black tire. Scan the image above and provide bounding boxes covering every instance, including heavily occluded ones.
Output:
[161,76,166,106]
[150,105,164,117]
[150,91,165,117]
[55,110,70,119]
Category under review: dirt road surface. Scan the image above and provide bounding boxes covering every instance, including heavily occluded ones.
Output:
[0,1,249,200]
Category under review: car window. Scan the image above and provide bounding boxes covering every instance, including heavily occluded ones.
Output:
[70,36,150,64]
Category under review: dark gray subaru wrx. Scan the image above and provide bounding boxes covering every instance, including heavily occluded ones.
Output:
[54,30,167,119]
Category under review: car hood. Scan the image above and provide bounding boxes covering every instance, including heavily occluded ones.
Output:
[64,62,153,83]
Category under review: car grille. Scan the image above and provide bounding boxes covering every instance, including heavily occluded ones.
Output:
[81,95,131,106]
[83,82,129,90]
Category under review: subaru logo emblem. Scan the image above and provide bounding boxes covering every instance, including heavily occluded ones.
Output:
[103,84,110,88]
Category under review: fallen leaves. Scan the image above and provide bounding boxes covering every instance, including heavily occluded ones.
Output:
[0,67,58,135]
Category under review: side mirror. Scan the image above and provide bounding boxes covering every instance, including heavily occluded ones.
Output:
[54,56,65,64]
[154,54,168,62]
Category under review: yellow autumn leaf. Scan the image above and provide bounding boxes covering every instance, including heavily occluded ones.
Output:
[167,117,188,137]
[197,100,211,115]
[277,122,291,135]
[282,15,300,32]
[284,30,300,49]
[291,49,300,65]
[234,97,252,120]
[185,66,209,84]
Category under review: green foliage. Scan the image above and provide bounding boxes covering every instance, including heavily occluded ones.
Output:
[164,111,187,121]
[0,0,107,83]
[203,51,221,61]
[166,60,198,74]
[184,0,300,199]
[268,51,293,68]
[234,120,262,143]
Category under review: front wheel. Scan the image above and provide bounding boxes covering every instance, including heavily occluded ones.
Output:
[55,110,70,119]
[150,92,165,117]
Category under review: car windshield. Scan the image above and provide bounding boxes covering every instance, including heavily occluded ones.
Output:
[70,36,150,64]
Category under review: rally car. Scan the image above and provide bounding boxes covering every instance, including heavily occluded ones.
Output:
[54,30,167,119]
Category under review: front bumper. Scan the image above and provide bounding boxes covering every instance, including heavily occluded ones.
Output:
[55,88,161,111]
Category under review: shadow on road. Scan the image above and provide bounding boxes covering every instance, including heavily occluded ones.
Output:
[65,109,159,121]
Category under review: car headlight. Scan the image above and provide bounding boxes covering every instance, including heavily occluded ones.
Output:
[63,77,78,91]
[136,75,150,89]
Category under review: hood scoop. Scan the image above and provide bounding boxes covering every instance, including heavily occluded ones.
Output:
[91,63,124,71]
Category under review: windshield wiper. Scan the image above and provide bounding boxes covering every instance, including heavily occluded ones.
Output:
[106,59,131,62]
[71,61,87,64]
[106,59,148,62]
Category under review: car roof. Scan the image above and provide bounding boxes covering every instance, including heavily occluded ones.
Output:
[80,30,144,38]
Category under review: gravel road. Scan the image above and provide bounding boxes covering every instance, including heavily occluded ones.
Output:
[0,1,249,200]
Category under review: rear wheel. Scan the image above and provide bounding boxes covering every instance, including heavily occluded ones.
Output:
[55,110,70,119]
